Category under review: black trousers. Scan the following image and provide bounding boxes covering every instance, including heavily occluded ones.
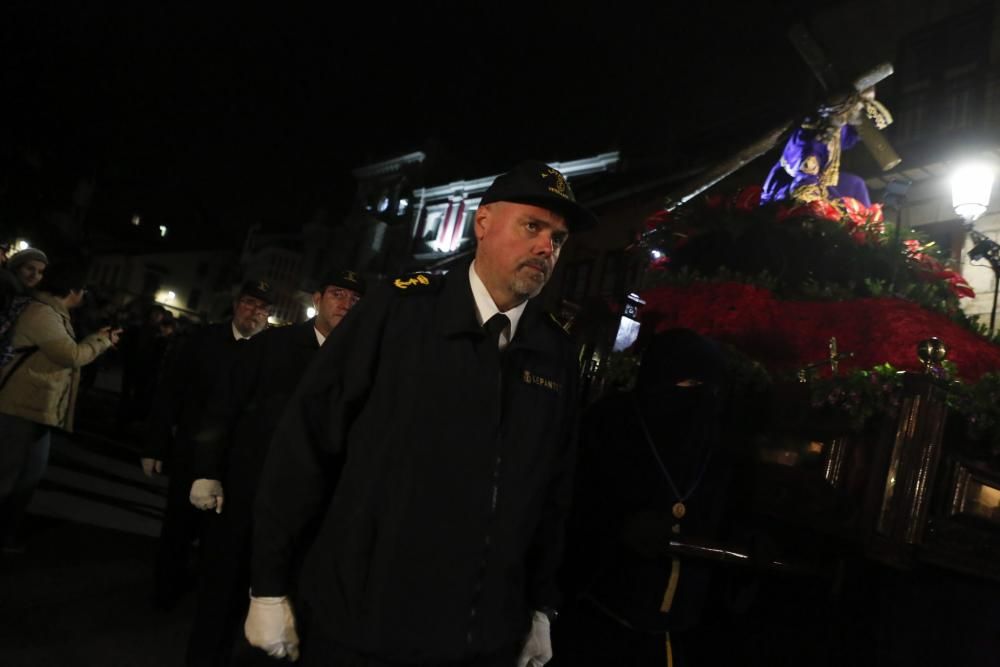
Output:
[153,462,205,608]
[185,496,256,667]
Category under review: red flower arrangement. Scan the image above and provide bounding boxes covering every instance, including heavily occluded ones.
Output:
[642,185,973,301]
[639,282,1000,382]
[629,184,1000,451]
[774,195,886,244]
[904,239,976,299]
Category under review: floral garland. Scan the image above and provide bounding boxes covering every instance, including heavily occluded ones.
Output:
[809,363,1000,457]
[640,184,976,322]
[628,185,1000,458]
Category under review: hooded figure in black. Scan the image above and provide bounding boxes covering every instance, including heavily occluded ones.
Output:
[553,328,733,667]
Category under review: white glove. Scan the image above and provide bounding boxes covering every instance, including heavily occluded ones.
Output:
[517,610,552,667]
[189,478,225,514]
[245,595,300,661]
[140,457,162,477]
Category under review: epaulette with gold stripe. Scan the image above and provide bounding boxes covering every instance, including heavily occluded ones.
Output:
[391,272,441,293]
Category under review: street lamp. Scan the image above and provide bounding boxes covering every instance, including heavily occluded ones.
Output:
[951,161,997,331]
[952,162,994,222]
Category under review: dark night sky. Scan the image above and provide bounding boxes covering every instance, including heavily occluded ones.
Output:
[0,2,837,249]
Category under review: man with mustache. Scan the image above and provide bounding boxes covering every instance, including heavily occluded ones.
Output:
[245,161,597,666]
[141,279,273,610]
[184,268,364,667]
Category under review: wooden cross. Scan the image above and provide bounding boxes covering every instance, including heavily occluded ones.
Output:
[787,24,901,172]
[658,25,900,215]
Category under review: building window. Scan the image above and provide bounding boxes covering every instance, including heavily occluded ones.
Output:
[415,200,474,255]
[942,78,979,132]
[419,207,445,245]
[894,5,992,143]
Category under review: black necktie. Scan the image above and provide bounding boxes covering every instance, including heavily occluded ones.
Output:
[482,313,510,415]
[483,313,510,352]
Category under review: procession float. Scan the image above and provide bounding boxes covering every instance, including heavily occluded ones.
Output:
[588,37,1000,660]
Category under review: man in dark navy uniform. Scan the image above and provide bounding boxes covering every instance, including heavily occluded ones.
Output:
[245,161,597,666]
[142,279,273,609]
[184,268,365,666]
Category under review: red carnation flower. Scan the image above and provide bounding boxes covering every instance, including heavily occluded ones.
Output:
[807,199,842,222]
[732,185,762,212]
[840,196,868,226]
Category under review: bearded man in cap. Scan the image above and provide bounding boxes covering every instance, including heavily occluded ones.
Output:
[244,161,595,666]
[184,269,364,667]
[142,279,273,610]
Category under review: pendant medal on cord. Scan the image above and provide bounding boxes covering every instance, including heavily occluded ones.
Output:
[633,399,711,535]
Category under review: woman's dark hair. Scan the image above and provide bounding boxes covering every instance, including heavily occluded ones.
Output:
[39,261,89,298]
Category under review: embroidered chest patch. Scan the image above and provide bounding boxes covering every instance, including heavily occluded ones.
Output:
[522,370,561,393]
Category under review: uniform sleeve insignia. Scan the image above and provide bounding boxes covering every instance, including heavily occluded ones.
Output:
[393,273,435,290]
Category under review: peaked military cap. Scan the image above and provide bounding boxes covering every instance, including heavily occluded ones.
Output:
[239,279,275,305]
[479,160,599,232]
[318,268,366,296]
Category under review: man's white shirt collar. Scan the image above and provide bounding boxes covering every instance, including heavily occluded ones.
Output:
[314,327,327,347]
[231,322,253,341]
[469,261,527,350]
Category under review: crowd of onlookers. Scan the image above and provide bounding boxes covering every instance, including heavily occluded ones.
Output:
[0,244,118,554]
[0,242,207,553]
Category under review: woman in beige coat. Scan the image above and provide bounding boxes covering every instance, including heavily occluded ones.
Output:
[0,262,121,553]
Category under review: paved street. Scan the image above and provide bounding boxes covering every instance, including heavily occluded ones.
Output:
[0,385,196,667]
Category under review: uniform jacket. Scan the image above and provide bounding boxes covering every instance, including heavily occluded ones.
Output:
[252,265,580,663]
[143,322,245,465]
[193,319,320,508]
[0,292,113,430]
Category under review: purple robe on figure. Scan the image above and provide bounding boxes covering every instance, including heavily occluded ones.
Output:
[760,124,871,207]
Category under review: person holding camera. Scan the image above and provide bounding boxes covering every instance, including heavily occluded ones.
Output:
[0,261,121,553]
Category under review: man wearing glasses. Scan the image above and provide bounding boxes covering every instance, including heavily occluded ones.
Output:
[184,269,365,667]
[141,280,273,610]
